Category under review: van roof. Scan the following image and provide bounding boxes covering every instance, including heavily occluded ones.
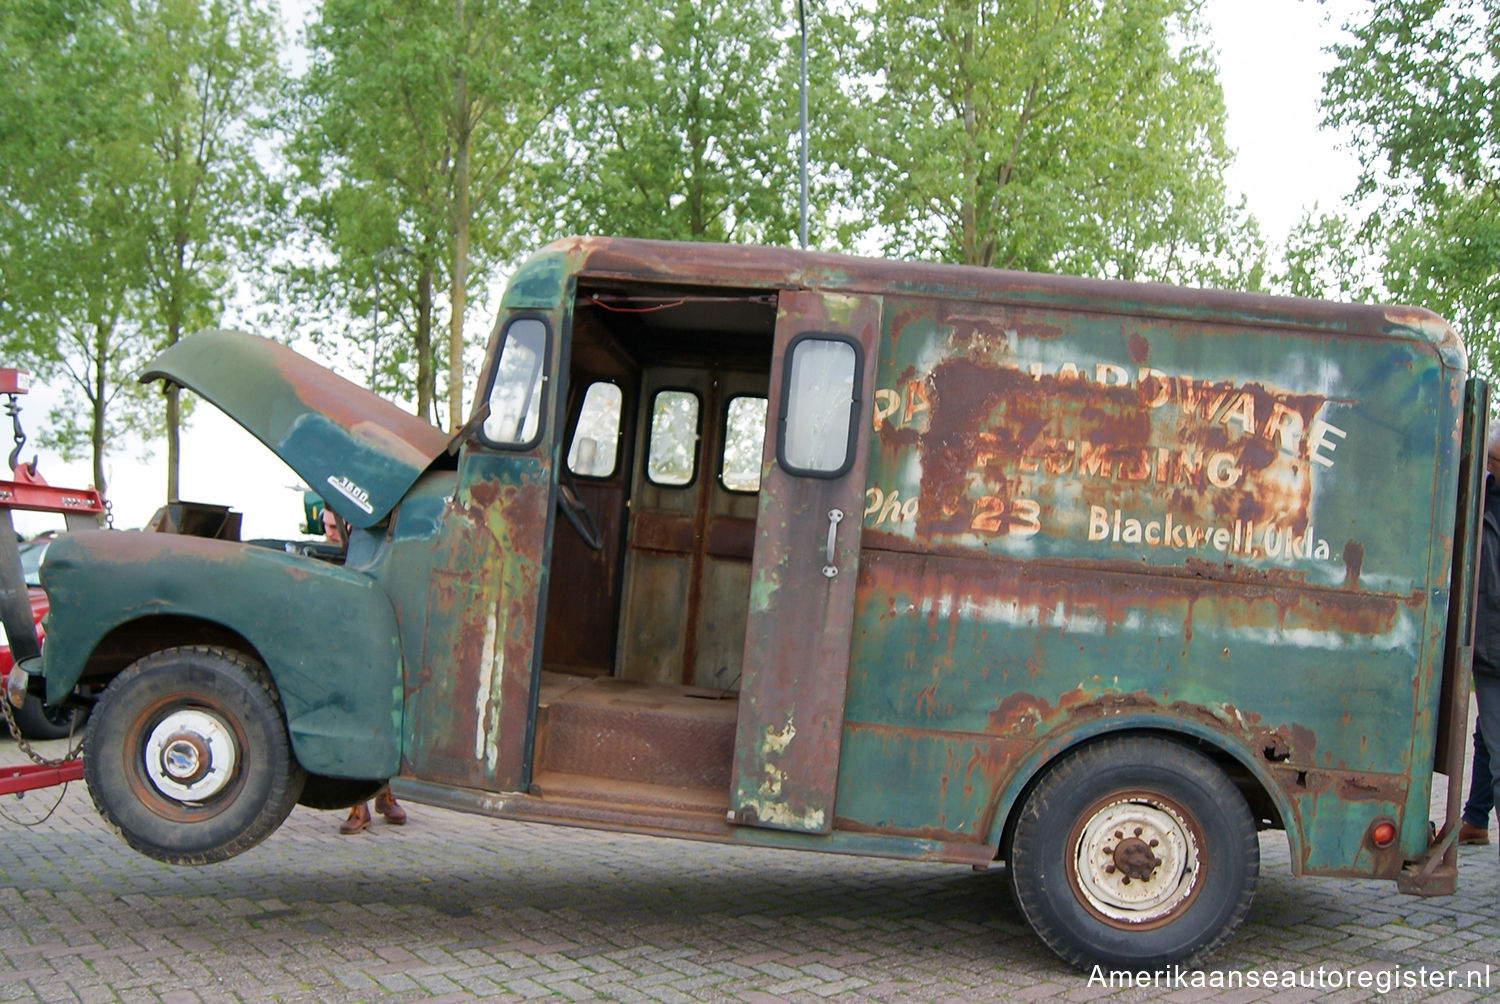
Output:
[503,236,1464,369]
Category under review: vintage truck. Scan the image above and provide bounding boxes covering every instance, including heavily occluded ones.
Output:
[17,237,1485,971]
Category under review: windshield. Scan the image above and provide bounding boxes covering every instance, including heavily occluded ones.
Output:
[18,538,49,587]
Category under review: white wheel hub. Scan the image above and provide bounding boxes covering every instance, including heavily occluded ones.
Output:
[1074,796,1199,924]
[143,709,238,802]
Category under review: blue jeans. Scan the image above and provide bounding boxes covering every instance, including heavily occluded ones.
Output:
[1463,714,1494,828]
[1466,674,1500,836]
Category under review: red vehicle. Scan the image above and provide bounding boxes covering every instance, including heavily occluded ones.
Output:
[0,366,104,743]
[0,535,78,739]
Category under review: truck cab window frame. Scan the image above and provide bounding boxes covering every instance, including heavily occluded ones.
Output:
[720,394,768,493]
[480,315,550,449]
[646,388,702,488]
[567,380,624,479]
[776,332,862,478]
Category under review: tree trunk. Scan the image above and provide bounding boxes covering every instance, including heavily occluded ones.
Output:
[166,386,179,501]
[90,325,108,500]
[447,0,471,433]
[164,243,186,500]
[416,264,434,424]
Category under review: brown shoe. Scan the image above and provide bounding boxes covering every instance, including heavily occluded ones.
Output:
[375,790,407,825]
[1458,822,1490,845]
[339,803,371,835]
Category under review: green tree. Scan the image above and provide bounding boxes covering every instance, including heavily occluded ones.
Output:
[829,0,1257,284]
[0,0,160,498]
[535,0,809,245]
[1268,209,1381,302]
[128,0,283,500]
[1322,0,1500,372]
[0,0,282,501]
[288,0,573,428]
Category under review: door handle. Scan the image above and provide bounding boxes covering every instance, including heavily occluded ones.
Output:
[822,508,844,578]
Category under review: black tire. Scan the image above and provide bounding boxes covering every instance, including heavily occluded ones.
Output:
[12,692,85,741]
[1007,735,1258,971]
[82,646,306,865]
[298,773,386,810]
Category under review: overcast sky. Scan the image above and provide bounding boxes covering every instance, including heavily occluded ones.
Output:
[14,0,1371,540]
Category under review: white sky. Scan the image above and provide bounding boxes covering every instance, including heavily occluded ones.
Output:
[12,0,1371,540]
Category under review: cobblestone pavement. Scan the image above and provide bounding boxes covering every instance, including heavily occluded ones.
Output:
[2,728,1496,1003]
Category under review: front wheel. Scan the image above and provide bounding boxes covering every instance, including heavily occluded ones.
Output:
[83,646,305,865]
[1007,735,1258,971]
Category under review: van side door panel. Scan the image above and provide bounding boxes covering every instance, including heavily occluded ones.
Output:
[730,291,882,834]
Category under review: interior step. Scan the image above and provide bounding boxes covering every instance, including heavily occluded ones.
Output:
[535,674,738,791]
[528,770,729,816]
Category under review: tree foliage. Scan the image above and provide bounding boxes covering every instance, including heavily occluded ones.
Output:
[287,0,576,427]
[1322,0,1500,372]
[0,0,281,500]
[2,0,159,497]
[1268,209,1380,302]
[130,0,283,498]
[826,0,1257,285]
[534,0,810,246]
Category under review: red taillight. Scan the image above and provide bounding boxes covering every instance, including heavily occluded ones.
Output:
[1371,820,1397,848]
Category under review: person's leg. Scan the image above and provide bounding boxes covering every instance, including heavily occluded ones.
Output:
[1473,674,1500,859]
[1461,718,1494,841]
[339,802,371,834]
[375,787,407,825]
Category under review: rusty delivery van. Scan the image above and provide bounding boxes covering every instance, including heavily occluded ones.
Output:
[19,237,1486,970]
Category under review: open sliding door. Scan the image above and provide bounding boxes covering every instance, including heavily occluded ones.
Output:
[730,290,881,834]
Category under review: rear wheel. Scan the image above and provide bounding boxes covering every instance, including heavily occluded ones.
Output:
[1007,735,1258,971]
[83,646,305,864]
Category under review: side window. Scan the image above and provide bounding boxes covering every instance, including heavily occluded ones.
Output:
[568,382,623,478]
[720,395,767,493]
[778,335,861,477]
[482,317,548,447]
[646,389,700,486]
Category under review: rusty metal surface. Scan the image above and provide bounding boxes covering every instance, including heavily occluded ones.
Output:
[494,240,1467,878]
[38,530,405,779]
[36,237,1473,892]
[520,237,1464,366]
[403,449,553,792]
[534,676,736,791]
[143,329,450,528]
[730,291,883,835]
[821,285,1466,871]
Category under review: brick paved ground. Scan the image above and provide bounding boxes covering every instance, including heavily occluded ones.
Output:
[2,719,1496,1003]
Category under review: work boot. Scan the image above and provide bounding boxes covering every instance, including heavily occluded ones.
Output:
[1457,822,1490,845]
[339,803,371,835]
[375,790,407,825]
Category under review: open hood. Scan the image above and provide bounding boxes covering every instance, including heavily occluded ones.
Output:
[142,330,451,528]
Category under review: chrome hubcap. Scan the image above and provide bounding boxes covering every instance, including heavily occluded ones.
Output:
[143,709,237,801]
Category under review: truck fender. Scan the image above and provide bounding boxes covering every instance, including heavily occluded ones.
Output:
[984,714,1302,872]
[39,530,402,779]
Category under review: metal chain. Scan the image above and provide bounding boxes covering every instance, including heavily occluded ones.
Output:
[0,685,81,827]
[2,688,84,767]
